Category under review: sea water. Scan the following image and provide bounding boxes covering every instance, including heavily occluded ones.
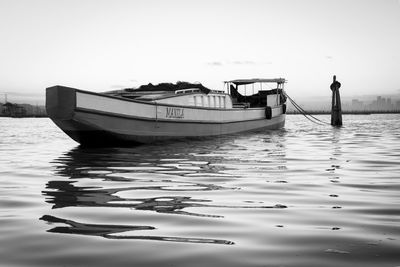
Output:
[0,115,399,267]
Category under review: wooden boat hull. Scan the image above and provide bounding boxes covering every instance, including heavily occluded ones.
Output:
[46,86,286,146]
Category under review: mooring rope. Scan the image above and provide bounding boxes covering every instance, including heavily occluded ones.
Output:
[283,92,330,125]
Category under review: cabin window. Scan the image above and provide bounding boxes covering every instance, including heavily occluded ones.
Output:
[213,96,216,107]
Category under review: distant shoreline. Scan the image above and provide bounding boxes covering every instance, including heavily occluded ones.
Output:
[1,111,400,118]
[0,115,48,118]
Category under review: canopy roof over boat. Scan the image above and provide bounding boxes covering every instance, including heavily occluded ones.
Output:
[225,78,286,86]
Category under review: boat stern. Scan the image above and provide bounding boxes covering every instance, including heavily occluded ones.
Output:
[46,85,76,120]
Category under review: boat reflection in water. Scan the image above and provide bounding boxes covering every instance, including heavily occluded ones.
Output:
[41,136,287,245]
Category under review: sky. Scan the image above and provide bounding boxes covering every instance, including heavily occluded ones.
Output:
[0,0,399,104]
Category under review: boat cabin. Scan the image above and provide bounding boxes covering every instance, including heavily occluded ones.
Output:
[224,78,286,109]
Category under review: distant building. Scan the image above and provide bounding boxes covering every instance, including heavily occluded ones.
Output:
[367,96,395,111]
[1,102,47,117]
[1,102,27,117]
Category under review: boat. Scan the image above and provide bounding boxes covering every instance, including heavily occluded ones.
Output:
[46,78,287,146]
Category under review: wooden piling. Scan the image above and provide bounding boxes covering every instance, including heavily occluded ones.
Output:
[330,75,342,126]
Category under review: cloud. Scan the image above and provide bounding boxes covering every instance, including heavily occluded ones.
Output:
[230,60,272,65]
[232,60,256,65]
[207,61,223,66]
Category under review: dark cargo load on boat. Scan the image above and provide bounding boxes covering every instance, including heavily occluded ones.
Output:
[127,81,211,94]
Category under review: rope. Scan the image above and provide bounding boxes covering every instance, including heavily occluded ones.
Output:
[283,92,330,125]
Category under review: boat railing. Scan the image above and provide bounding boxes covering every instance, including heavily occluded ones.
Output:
[175,89,225,95]
[175,89,201,94]
[210,90,225,94]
